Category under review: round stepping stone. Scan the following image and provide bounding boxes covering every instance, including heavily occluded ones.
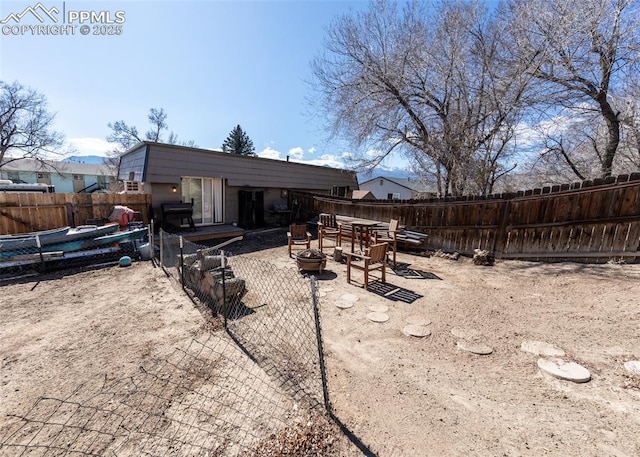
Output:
[624,360,640,377]
[406,316,431,326]
[537,358,591,383]
[335,301,354,309]
[341,293,359,303]
[368,303,389,313]
[318,290,327,297]
[320,287,335,293]
[521,340,565,357]
[456,340,493,355]
[403,324,431,338]
[451,327,481,339]
[367,312,389,323]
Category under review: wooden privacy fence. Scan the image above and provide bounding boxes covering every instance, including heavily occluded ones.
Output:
[293,172,640,263]
[0,193,152,235]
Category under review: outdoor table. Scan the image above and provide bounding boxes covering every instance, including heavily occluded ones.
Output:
[336,216,381,253]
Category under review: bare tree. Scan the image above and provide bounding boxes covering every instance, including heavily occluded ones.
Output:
[107,107,168,152]
[312,0,529,196]
[0,80,64,168]
[617,79,640,169]
[106,108,196,165]
[501,0,640,179]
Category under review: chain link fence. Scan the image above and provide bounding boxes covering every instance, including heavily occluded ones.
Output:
[0,335,303,456]
[0,229,364,456]
[158,229,330,412]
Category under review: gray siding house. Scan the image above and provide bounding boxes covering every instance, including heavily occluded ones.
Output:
[117,142,358,229]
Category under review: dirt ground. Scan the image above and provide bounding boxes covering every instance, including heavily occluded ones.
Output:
[2,228,640,456]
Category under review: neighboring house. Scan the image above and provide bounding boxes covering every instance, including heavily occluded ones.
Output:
[359,176,438,200]
[351,189,376,200]
[117,142,359,229]
[0,159,116,193]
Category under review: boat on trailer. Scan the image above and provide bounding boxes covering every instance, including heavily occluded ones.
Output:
[0,224,120,256]
[0,226,71,241]
[39,227,148,254]
[0,227,149,270]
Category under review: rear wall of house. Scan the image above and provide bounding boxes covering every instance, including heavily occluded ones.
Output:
[139,144,357,224]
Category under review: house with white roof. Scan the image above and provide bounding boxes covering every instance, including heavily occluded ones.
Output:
[359,176,437,200]
[0,158,117,193]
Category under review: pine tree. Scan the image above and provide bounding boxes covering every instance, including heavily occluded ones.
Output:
[222,125,255,156]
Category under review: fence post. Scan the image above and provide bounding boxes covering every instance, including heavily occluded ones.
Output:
[36,234,45,273]
[159,229,164,267]
[310,276,331,413]
[221,250,227,328]
[179,236,184,291]
[149,220,154,263]
[493,199,512,258]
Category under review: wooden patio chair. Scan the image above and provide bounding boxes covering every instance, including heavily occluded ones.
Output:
[318,213,341,252]
[346,242,388,290]
[338,222,355,252]
[372,219,399,268]
[287,224,311,258]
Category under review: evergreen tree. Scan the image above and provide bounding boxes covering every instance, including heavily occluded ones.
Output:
[222,125,255,156]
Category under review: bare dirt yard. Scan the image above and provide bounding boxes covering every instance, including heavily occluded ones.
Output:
[2,228,640,456]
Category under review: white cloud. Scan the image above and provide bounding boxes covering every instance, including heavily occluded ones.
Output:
[256,146,355,170]
[288,146,304,160]
[307,147,316,154]
[66,137,113,156]
[256,146,282,160]
[300,154,346,168]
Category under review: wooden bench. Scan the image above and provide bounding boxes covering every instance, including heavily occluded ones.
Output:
[396,230,428,249]
[161,202,196,231]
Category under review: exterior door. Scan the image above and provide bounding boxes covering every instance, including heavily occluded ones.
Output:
[238,190,265,229]
[181,177,223,225]
[73,174,86,192]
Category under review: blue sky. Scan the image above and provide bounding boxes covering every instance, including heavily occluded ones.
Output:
[0,0,411,175]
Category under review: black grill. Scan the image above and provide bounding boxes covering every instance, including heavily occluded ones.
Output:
[161,202,196,231]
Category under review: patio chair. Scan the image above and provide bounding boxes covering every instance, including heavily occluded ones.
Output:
[287,224,311,258]
[318,213,342,252]
[346,242,388,290]
[372,219,399,268]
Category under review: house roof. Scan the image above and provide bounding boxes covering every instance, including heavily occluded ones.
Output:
[122,141,357,175]
[119,142,359,190]
[351,189,376,200]
[1,158,115,176]
[360,176,437,193]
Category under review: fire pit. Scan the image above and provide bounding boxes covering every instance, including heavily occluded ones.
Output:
[296,249,327,274]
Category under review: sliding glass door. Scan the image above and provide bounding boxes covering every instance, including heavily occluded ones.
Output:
[181,177,224,225]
